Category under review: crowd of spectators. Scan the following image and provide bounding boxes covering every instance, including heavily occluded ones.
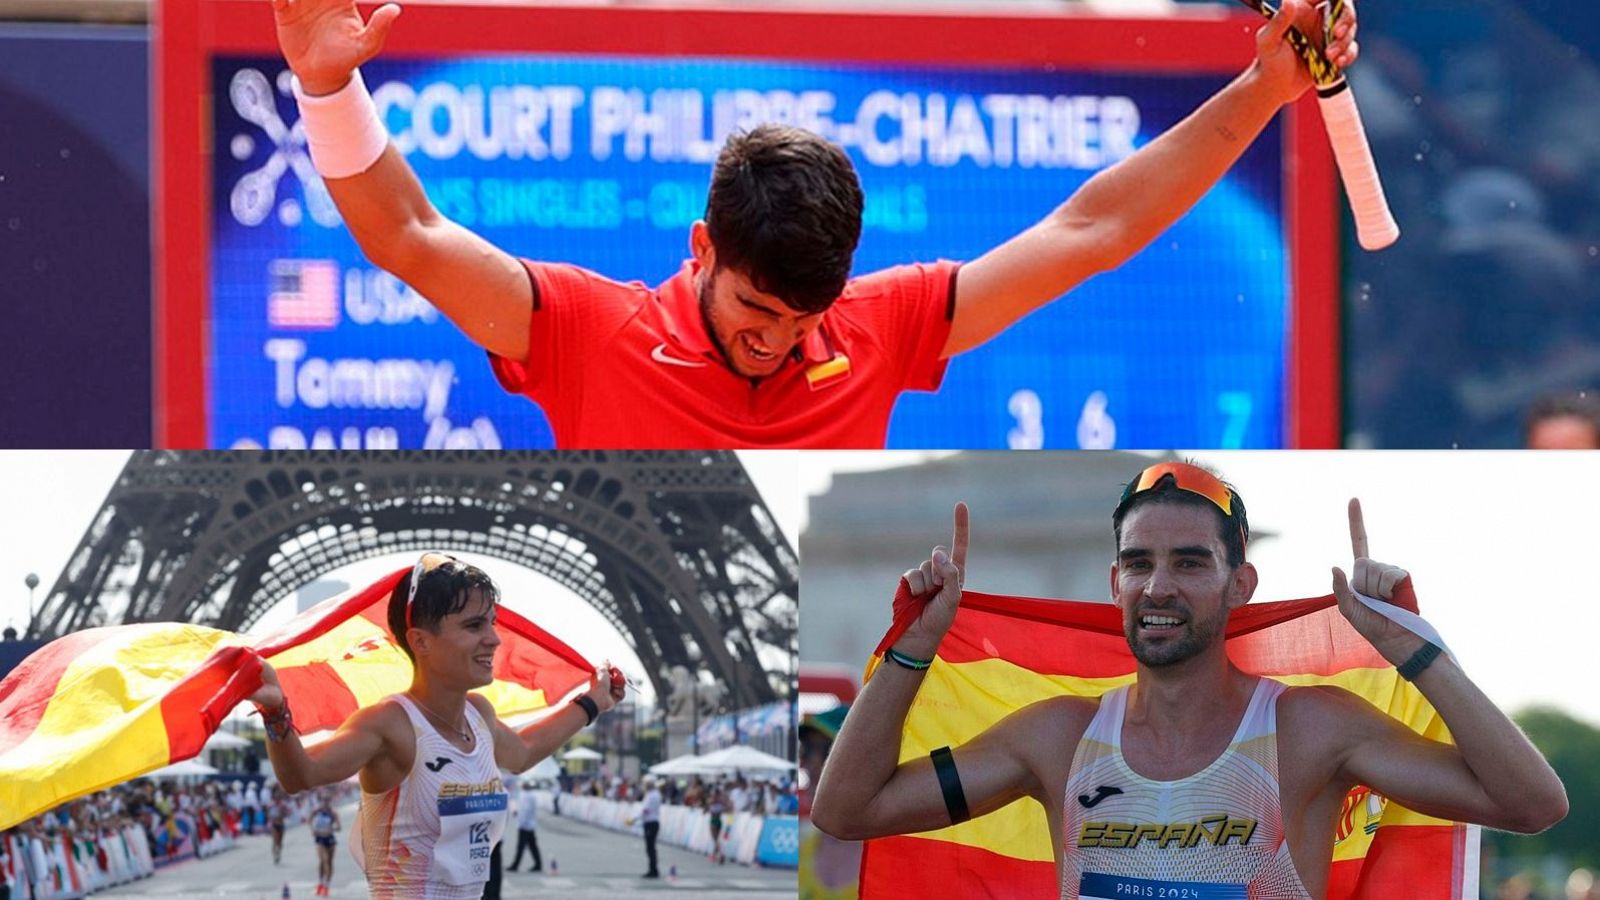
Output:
[559,771,799,818]
[1,777,356,900]
[3,779,224,899]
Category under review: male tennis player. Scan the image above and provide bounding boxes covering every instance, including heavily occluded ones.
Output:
[247,553,624,898]
[812,462,1568,897]
[269,0,1359,447]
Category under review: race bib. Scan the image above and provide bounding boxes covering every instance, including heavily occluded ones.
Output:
[1079,872,1246,900]
[431,791,508,885]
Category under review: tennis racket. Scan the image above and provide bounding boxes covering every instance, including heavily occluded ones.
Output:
[1237,0,1399,250]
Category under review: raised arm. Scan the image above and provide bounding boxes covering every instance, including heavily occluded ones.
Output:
[249,662,390,795]
[271,0,531,360]
[473,665,626,774]
[812,504,1071,841]
[942,0,1357,358]
[1323,500,1567,833]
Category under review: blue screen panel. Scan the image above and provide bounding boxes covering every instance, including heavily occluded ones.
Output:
[211,55,1285,449]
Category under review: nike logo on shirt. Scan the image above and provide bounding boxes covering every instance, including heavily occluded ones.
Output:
[651,343,708,368]
[424,757,454,772]
[1077,786,1124,809]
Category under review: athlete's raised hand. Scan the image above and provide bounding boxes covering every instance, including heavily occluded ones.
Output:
[895,502,969,659]
[1331,498,1425,665]
[248,659,286,710]
[1253,0,1360,106]
[586,662,626,713]
[270,0,401,95]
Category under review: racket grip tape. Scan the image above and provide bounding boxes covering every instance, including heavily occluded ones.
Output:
[1316,84,1399,250]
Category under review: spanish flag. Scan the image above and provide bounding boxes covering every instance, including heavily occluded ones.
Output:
[860,582,1477,899]
[0,567,596,829]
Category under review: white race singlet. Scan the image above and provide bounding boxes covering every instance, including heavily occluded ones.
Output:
[1060,678,1310,900]
[353,695,508,899]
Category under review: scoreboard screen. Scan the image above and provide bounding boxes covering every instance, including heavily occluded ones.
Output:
[160,3,1339,449]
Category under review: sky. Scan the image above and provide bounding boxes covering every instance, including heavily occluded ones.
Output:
[0,451,804,707]
[795,450,1600,728]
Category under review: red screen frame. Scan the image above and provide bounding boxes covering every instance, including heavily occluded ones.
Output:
[154,0,1340,448]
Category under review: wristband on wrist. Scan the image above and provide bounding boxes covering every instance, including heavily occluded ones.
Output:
[1396,641,1443,682]
[572,695,599,726]
[292,68,389,179]
[885,647,933,671]
[254,701,296,743]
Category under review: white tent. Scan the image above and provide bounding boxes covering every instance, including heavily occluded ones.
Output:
[646,753,703,776]
[561,747,603,762]
[143,759,219,778]
[204,730,251,750]
[692,745,794,775]
[647,745,795,777]
[528,756,561,781]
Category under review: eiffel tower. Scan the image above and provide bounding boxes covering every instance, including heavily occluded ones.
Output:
[29,451,796,706]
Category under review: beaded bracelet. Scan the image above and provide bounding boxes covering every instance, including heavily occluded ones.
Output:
[885,647,933,671]
[255,702,296,743]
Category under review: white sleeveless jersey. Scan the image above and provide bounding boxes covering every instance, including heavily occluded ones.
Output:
[1060,678,1310,900]
[353,695,508,899]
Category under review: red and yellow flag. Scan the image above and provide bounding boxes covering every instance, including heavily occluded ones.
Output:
[860,582,1477,900]
[0,567,596,829]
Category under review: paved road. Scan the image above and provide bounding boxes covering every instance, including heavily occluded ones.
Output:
[92,805,794,899]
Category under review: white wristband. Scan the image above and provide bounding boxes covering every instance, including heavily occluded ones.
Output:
[292,69,389,180]
[1353,590,1453,659]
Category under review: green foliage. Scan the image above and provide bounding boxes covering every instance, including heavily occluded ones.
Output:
[1480,707,1600,869]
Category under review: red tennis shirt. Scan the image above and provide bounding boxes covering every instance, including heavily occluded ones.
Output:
[489,258,960,448]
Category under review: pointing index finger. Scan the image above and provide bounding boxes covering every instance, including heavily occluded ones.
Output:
[951,502,969,575]
[1348,497,1368,560]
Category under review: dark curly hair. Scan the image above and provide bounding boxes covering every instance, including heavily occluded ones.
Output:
[705,124,864,314]
[1111,464,1249,568]
[386,556,500,662]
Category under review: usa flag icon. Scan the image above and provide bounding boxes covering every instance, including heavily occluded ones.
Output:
[267,259,341,329]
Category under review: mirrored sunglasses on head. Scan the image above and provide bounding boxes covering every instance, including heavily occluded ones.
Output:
[1120,462,1234,516]
[1117,462,1247,548]
[405,551,461,628]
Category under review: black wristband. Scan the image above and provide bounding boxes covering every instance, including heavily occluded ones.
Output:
[572,695,599,725]
[930,746,970,825]
[885,647,933,671]
[1396,641,1443,682]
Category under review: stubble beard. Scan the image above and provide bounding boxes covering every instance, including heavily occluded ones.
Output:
[698,272,742,375]
[1126,602,1225,668]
